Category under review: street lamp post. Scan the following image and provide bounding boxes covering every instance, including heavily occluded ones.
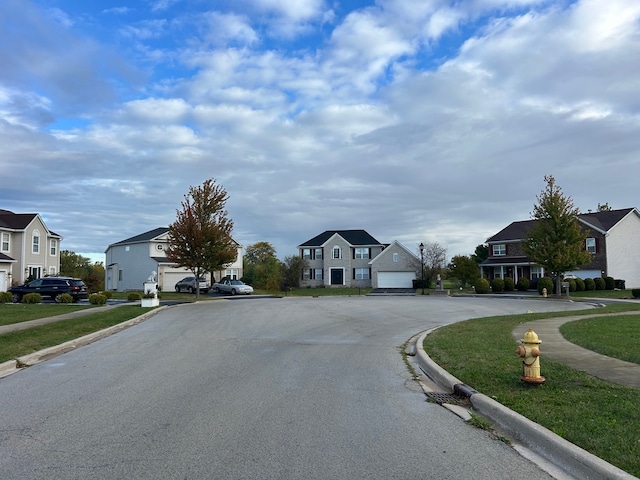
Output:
[419,242,425,295]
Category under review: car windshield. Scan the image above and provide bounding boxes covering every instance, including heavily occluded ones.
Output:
[230,280,243,285]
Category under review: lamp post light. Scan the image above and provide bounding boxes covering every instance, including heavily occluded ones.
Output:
[419,242,425,295]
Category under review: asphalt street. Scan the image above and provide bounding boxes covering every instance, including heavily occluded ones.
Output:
[0,296,589,479]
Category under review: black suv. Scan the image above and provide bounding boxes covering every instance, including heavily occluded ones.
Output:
[9,277,88,303]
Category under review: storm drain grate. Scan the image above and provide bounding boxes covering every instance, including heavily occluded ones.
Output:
[424,391,469,406]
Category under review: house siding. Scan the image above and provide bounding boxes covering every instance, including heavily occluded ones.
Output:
[606,212,640,288]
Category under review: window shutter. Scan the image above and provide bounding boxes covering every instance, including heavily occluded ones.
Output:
[369,248,371,259]
[353,268,356,279]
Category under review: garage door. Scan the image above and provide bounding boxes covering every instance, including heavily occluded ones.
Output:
[377,272,415,288]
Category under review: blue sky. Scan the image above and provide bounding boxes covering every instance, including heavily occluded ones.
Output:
[1,0,639,263]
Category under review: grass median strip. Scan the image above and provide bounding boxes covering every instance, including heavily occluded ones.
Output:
[0,304,95,326]
[0,306,150,363]
[422,303,640,477]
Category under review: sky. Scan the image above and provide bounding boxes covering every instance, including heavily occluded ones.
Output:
[1,0,639,264]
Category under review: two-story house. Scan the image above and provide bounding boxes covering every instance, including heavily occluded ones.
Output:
[104,227,243,292]
[298,230,418,288]
[0,209,62,291]
[480,207,640,288]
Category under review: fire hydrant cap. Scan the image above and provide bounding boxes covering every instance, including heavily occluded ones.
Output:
[521,328,542,344]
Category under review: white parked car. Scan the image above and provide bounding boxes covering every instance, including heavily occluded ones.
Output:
[214,279,254,295]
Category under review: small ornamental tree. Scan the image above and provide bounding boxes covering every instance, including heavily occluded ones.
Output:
[522,176,592,295]
[166,179,237,300]
[447,255,480,288]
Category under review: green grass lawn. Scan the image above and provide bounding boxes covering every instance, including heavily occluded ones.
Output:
[422,303,640,477]
[0,303,95,326]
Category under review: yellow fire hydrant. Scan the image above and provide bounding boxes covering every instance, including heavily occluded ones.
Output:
[516,329,545,384]
[542,287,547,298]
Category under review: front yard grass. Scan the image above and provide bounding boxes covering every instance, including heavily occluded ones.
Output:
[0,303,95,326]
[0,305,147,363]
[422,303,640,477]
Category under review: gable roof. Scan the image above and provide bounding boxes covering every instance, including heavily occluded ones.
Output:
[299,229,382,247]
[0,209,61,238]
[109,227,169,247]
[369,240,417,264]
[487,208,638,243]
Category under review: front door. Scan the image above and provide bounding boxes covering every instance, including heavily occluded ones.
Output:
[330,268,344,285]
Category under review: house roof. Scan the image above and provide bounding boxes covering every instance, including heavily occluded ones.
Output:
[369,240,417,265]
[109,227,169,246]
[486,208,638,243]
[299,229,382,247]
[0,252,16,262]
[0,209,61,238]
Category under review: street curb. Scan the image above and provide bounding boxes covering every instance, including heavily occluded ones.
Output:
[0,306,167,379]
[415,329,638,480]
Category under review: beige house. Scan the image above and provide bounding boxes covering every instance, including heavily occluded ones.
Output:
[0,209,62,291]
[104,227,243,292]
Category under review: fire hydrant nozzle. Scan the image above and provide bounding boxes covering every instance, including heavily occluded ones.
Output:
[516,328,545,384]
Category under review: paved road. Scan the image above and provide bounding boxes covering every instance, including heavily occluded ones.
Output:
[0,296,588,479]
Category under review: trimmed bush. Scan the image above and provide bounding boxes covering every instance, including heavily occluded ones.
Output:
[632,289,640,299]
[491,278,505,293]
[584,278,595,291]
[604,276,615,290]
[22,293,42,304]
[575,278,585,291]
[474,278,490,294]
[89,294,107,305]
[537,277,554,295]
[102,290,113,299]
[594,277,606,290]
[503,277,515,292]
[516,277,530,291]
[58,293,74,304]
[127,292,141,301]
[0,291,12,303]
[567,279,577,292]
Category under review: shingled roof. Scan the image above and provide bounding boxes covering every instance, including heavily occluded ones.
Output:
[299,230,382,247]
[109,227,169,246]
[0,209,61,238]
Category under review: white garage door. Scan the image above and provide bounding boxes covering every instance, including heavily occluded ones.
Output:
[377,272,415,288]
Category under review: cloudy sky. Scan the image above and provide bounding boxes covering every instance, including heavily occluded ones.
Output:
[1,0,639,263]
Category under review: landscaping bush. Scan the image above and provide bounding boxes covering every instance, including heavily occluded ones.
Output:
[102,290,113,299]
[575,278,585,291]
[0,291,12,303]
[594,277,606,290]
[604,276,615,290]
[89,294,107,305]
[491,278,505,293]
[22,293,42,304]
[58,293,74,304]
[474,278,490,294]
[584,278,595,291]
[127,292,141,301]
[632,289,640,299]
[516,277,530,291]
[503,277,514,292]
[567,279,577,292]
[537,277,554,295]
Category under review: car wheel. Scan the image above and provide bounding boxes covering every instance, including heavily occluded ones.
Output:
[54,293,63,303]
[12,293,21,303]
[189,287,195,294]
[175,286,180,292]
[231,289,237,295]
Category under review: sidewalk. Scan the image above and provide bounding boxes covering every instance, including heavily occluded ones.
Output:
[513,311,640,389]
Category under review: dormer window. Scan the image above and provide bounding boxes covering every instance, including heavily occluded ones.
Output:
[493,244,506,256]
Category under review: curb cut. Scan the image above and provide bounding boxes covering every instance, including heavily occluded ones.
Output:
[415,329,638,480]
[0,306,168,379]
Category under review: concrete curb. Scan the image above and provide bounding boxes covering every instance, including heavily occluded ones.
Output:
[0,306,167,379]
[415,329,638,480]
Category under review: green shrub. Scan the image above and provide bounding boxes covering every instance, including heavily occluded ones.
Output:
[567,279,577,292]
[584,278,595,291]
[22,293,43,304]
[102,290,113,299]
[594,277,606,290]
[516,277,530,291]
[491,278,504,293]
[58,293,74,304]
[474,278,490,294]
[632,289,640,299]
[0,291,12,303]
[127,292,141,301]
[503,277,515,292]
[89,294,107,305]
[575,278,585,291]
[604,276,615,290]
[537,277,554,295]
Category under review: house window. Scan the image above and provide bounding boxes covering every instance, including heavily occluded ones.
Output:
[315,268,323,280]
[50,239,57,256]
[315,248,323,260]
[302,248,312,260]
[393,253,399,263]
[492,244,506,256]
[118,270,123,281]
[586,238,596,254]
[1,233,9,252]
[332,246,342,259]
[355,247,369,259]
[225,269,238,280]
[531,267,543,280]
[32,231,40,254]
[303,268,311,280]
[49,266,56,275]
[354,268,370,280]
[493,267,503,279]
